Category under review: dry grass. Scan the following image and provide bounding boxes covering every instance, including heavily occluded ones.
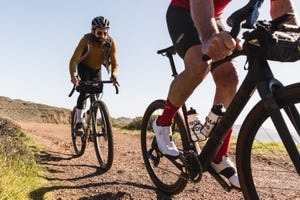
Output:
[0,96,71,124]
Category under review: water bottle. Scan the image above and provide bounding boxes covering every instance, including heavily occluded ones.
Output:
[200,104,226,137]
[187,107,205,142]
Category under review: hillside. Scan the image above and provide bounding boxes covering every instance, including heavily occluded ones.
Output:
[0,96,133,125]
[0,96,71,124]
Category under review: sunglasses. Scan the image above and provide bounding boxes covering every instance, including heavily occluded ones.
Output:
[95,30,108,37]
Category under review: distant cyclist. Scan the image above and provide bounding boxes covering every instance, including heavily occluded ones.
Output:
[153,0,299,189]
[69,16,119,134]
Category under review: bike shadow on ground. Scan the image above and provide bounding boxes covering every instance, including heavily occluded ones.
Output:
[35,150,106,181]
[37,150,77,162]
[32,150,176,200]
[29,180,175,200]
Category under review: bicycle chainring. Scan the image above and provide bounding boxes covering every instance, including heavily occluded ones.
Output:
[184,150,202,183]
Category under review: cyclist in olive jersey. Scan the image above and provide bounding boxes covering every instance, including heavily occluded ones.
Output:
[69,16,119,134]
[153,0,299,188]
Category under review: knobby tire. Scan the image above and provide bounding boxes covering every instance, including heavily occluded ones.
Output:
[141,100,190,195]
[92,100,114,172]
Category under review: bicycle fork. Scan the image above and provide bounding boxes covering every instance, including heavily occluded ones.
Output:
[83,109,94,142]
[257,77,300,175]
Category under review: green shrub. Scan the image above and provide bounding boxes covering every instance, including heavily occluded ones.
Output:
[122,117,143,130]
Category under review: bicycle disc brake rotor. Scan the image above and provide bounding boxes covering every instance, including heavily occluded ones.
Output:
[184,150,202,183]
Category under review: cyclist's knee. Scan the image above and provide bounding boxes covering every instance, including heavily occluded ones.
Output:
[184,46,210,80]
[213,62,239,89]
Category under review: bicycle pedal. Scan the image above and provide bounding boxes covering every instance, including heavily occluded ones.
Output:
[208,165,232,192]
[73,129,84,137]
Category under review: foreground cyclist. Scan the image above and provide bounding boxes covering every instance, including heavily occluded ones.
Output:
[69,16,119,134]
[153,0,299,188]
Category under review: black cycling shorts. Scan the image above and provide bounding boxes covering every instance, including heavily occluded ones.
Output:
[166,5,227,59]
[76,63,101,109]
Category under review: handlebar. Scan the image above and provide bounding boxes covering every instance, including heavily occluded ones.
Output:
[68,80,119,97]
[160,0,300,68]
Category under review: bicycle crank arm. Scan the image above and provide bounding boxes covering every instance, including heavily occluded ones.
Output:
[207,166,234,192]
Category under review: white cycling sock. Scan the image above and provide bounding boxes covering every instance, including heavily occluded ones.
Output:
[76,108,84,123]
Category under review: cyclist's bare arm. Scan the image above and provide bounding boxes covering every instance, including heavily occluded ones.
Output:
[190,0,238,61]
[270,0,300,25]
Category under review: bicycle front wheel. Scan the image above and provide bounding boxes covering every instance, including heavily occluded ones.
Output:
[141,100,190,195]
[71,107,86,156]
[237,83,300,199]
[91,101,114,171]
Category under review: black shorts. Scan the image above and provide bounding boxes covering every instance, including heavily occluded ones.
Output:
[77,63,101,82]
[166,6,227,59]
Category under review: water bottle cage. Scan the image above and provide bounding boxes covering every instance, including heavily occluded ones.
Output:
[188,120,206,141]
[201,116,221,137]
[190,121,202,135]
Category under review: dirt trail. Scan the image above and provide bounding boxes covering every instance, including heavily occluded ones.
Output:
[20,122,244,200]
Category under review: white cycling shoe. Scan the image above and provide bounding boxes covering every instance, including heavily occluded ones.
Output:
[211,155,241,188]
[152,118,180,157]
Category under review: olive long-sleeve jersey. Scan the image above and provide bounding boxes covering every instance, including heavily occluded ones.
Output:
[69,34,119,78]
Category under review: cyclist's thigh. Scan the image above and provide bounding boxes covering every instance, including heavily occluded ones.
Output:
[166,5,200,59]
[90,69,101,82]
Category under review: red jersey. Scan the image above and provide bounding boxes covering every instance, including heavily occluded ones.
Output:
[170,0,232,18]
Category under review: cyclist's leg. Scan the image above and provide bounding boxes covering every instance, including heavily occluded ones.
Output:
[76,64,101,110]
[205,58,240,188]
[153,6,209,156]
[210,21,239,186]
[76,64,90,123]
[166,6,209,108]
[212,60,238,161]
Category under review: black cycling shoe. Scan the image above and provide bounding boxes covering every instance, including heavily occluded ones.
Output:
[75,122,84,136]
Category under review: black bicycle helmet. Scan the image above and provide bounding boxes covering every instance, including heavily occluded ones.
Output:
[92,16,110,29]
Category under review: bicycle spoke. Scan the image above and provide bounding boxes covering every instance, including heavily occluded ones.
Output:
[92,101,113,171]
[141,100,190,195]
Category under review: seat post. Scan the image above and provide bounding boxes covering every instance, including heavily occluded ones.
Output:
[167,53,178,78]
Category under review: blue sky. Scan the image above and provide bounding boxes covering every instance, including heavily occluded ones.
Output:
[1,1,300,124]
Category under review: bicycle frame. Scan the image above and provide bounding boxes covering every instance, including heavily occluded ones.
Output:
[69,80,118,170]
[199,55,300,172]
[158,0,300,175]
[161,39,300,175]
[143,0,300,197]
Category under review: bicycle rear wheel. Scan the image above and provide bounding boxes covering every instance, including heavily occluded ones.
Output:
[91,101,114,171]
[141,100,190,195]
[71,107,87,156]
[237,83,300,199]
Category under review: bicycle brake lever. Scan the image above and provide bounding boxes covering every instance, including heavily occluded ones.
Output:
[203,0,261,62]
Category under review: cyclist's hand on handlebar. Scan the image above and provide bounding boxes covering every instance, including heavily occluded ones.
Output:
[202,31,243,61]
[71,75,80,86]
[110,75,120,86]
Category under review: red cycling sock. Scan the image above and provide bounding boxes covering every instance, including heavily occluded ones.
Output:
[213,128,233,163]
[157,99,180,126]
